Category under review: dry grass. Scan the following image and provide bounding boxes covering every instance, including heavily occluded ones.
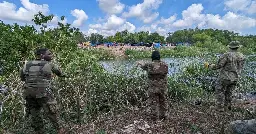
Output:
[71,101,252,134]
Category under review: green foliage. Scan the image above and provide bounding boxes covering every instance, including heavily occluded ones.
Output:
[125,49,152,59]
[90,30,166,44]
[125,46,208,59]
[90,33,104,44]
[96,129,106,134]
[0,11,255,133]
[166,28,239,44]
[192,33,212,43]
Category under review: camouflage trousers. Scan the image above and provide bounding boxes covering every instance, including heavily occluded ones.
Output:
[147,87,168,120]
[25,96,61,133]
[215,79,237,110]
[225,119,256,134]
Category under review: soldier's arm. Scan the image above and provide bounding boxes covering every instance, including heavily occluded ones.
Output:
[238,55,246,73]
[210,54,227,70]
[51,63,66,77]
[19,68,26,81]
[140,62,149,70]
[163,63,169,74]
[19,62,27,81]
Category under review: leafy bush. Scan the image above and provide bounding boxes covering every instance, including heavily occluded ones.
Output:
[0,12,255,133]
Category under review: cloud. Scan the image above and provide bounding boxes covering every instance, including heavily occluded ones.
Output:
[164,3,256,32]
[224,0,251,11]
[0,0,66,25]
[97,0,124,14]
[103,15,125,30]
[156,27,167,36]
[71,9,88,27]
[205,12,256,31]
[119,22,136,32]
[158,15,177,25]
[224,0,256,14]
[89,24,102,29]
[172,4,205,28]
[88,2,255,36]
[137,3,256,35]
[247,1,256,14]
[87,28,98,35]
[0,0,49,22]
[86,15,135,36]
[137,26,152,32]
[122,0,163,23]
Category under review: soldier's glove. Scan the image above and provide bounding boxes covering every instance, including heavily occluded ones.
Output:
[204,62,210,68]
[135,61,141,67]
[209,64,216,69]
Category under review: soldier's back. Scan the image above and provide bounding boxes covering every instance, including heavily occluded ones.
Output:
[226,51,245,72]
[220,51,245,81]
[22,60,54,98]
[148,61,168,75]
[147,61,168,89]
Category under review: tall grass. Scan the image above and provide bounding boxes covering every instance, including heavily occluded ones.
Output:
[1,45,255,133]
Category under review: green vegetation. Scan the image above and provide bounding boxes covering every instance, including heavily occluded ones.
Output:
[125,46,208,59]
[0,12,255,133]
[124,31,255,59]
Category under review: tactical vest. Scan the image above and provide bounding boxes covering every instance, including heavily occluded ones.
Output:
[148,61,168,80]
[24,60,51,88]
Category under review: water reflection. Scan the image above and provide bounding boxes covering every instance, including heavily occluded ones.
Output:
[99,57,203,77]
[99,56,255,79]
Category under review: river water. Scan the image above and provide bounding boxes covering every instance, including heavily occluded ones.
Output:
[99,56,256,79]
[99,57,203,77]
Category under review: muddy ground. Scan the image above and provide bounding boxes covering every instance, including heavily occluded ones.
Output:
[68,101,254,134]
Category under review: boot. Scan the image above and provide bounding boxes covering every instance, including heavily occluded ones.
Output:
[227,104,232,111]
[159,115,167,121]
[57,127,66,134]
[216,105,225,112]
[35,130,44,134]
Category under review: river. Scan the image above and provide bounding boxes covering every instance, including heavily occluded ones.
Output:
[99,56,256,79]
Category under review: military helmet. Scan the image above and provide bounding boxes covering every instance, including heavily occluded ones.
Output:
[228,41,240,49]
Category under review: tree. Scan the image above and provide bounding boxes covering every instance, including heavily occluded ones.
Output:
[90,33,104,44]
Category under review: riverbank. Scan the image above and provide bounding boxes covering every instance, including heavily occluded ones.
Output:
[72,100,254,134]
[88,42,255,60]
[91,45,176,58]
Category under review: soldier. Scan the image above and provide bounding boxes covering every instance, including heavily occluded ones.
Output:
[137,50,169,121]
[205,41,245,111]
[20,48,66,134]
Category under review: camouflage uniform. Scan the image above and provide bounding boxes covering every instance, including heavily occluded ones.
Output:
[225,119,256,134]
[211,42,245,111]
[20,60,64,133]
[141,60,168,120]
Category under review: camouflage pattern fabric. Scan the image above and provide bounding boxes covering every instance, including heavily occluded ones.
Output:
[141,60,168,120]
[215,79,237,110]
[225,119,256,134]
[211,50,245,110]
[211,51,245,82]
[20,60,63,98]
[20,60,64,133]
[25,96,61,133]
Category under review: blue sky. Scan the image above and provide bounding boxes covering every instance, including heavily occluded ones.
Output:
[0,0,256,36]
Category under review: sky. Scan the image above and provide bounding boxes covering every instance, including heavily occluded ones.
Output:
[0,0,256,36]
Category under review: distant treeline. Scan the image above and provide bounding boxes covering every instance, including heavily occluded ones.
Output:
[86,28,256,47]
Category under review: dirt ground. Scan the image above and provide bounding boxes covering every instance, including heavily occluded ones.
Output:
[68,101,254,134]
[95,45,175,57]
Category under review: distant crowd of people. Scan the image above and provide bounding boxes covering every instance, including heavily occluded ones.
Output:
[78,42,178,48]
